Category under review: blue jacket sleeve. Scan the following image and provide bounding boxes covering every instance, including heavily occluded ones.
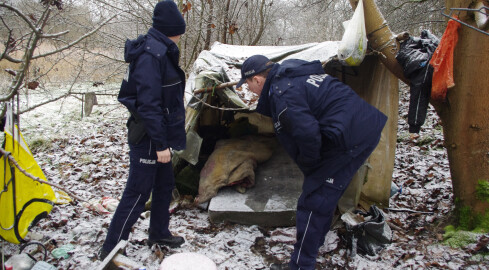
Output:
[133,53,168,150]
[282,91,322,171]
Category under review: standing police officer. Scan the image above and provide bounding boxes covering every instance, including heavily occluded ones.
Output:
[235,55,387,270]
[99,0,187,260]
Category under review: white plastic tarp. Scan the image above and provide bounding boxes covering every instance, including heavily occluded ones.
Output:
[184,41,339,106]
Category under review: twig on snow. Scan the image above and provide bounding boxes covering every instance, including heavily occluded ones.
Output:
[385,207,434,215]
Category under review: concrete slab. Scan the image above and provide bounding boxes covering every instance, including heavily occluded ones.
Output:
[208,145,304,227]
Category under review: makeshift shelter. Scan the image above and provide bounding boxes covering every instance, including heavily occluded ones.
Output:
[174,41,398,226]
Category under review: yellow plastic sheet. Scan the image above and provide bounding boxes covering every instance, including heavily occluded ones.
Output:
[0,109,57,244]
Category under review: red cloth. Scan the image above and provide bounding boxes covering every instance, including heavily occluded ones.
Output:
[430,17,461,101]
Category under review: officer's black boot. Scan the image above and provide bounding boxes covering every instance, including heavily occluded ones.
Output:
[147,235,185,248]
[98,245,127,261]
[97,247,109,261]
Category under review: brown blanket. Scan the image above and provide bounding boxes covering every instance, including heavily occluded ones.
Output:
[195,135,276,204]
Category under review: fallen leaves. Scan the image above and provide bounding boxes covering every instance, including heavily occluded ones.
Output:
[28,81,40,90]
[3,87,486,269]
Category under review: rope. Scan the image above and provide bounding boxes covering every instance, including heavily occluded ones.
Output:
[368,37,398,59]
[376,37,397,52]
[365,22,399,58]
[367,22,389,37]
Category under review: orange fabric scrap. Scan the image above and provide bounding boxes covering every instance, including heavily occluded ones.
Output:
[429,17,461,101]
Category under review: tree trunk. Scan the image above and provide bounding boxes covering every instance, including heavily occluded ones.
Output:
[350,0,489,219]
[221,0,231,43]
[204,0,214,50]
[350,0,489,217]
[434,0,489,215]
[250,0,266,45]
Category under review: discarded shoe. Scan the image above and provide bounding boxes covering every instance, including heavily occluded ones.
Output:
[270,263,290,270]
[97,248,109,261]
[147,235,185,248]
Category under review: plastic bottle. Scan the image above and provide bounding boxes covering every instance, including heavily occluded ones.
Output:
[4,253,36,270]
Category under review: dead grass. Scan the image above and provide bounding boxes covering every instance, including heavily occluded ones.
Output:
[0,43,124,86]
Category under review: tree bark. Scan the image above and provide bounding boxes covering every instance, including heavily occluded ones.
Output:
[204,0,214,50]
[250,0,266,45]
[350,0,489,216]
[221,0,231,43]
[434,0,489,214]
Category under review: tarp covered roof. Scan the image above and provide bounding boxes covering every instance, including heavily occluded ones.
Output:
[184,41,340,106]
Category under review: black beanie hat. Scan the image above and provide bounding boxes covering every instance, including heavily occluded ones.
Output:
[152,0,186,37]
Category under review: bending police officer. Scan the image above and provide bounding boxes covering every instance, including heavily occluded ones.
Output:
[235,55,387,270]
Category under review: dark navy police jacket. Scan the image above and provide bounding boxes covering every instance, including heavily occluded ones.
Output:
[118,28,186,151]
[256,59,387,195]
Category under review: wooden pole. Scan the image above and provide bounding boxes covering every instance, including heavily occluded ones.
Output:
[193,81,238,95]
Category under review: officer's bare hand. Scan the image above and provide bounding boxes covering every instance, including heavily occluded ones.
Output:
[157,148,172,163]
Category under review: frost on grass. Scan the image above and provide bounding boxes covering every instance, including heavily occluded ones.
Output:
[2,85,488,269]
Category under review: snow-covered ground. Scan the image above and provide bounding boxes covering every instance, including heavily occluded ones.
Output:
[2,84,489,269]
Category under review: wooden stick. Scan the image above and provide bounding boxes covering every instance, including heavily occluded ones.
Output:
[193,81,238,94]
[0,148,87,202]
[385,207,433,215]
[192,59,331,95]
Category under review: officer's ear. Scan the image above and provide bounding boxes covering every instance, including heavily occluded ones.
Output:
[252,75,265,86]
[250,75,258,84]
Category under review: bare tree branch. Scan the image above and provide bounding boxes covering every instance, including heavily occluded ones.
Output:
[40,30,70,39]
[0,147,87,202]
[0,3,42,35]
[193,80,238,94]
[32,14,117,60]
[392,0,430,12]
[18,93,71,114]
[1,54,22,64]
[0,34,40,102]
[0,16,13,61]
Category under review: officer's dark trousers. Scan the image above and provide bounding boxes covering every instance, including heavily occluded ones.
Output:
[102,137,174,252]
[289,144,377,270]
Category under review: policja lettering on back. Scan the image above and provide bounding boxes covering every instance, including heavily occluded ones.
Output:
[306,74,328,87]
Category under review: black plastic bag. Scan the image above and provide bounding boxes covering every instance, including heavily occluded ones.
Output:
[341,205,392,256]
